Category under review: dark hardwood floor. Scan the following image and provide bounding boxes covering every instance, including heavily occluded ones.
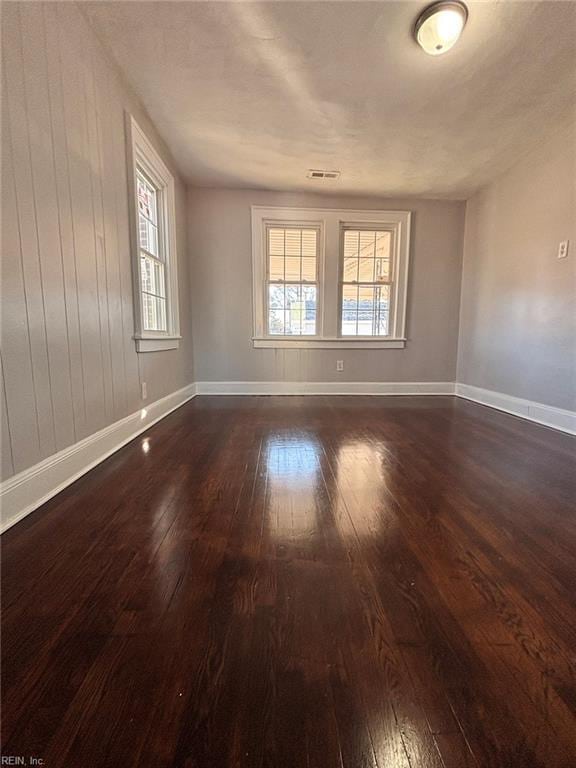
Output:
[2,395,576,767]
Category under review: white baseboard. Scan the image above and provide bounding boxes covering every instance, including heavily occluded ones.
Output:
[3,380,573,534]
[195,381,575,435]
[195,381,456,396]
[0,383,197,533]
[455,383,576,435]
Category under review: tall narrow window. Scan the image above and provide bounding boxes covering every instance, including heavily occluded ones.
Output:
[128,116,180,352]
[137,170,166,332]
[341,229,393,336]
[266,226,319,335]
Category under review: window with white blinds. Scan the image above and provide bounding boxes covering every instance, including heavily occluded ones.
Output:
[128,116,180,353]
[266,226,319,336]
[251,207,410,349]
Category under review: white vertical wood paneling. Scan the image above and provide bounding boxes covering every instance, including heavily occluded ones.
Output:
[1,3,194,483]
[0,357,15,480]
[56,4,107,438]
[1,78,42,472]
[43,2,87,438]
[19,3,76,452]
[93,50,128,421]
[3,4,57,460]
[83,31,115,426]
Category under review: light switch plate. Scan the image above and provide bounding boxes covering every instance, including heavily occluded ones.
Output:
[558,240,569,259]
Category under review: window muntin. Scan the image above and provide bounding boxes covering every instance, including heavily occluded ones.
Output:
[340,229,393,336]
[266,226,319,336]
[137,169,168,332]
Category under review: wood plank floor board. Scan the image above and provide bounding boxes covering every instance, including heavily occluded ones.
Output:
[2,395,576,767]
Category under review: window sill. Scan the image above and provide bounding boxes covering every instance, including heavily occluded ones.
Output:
[135,336,181,353]
[252,337,406,350]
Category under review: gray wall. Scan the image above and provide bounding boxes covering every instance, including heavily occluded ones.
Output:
[188,188,465,383]
[457,118,576,411]
[1,3,194,481]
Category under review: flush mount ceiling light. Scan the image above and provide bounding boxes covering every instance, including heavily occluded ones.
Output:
[414,1,468,56]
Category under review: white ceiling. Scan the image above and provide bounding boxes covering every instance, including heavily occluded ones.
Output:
[83,1,576,199]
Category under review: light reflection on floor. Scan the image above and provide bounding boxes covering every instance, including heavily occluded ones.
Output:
[261,433,399,546]
[335,439,399,540]
[264,432,321,486]
[263,432,322,546]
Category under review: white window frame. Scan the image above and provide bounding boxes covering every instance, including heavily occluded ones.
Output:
[251,207,411,349]
[126,115,181,352]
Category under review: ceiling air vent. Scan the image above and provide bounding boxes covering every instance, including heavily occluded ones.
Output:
[306,169,340,180]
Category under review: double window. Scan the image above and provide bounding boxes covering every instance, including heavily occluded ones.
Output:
[252,207,411,348]
[128,116,180,352]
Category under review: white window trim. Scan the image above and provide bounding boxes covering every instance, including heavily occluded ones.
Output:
[126,115,181,353]
[251,206,411,349]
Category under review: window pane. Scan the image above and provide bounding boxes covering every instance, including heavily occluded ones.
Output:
[269,283,285,309]
[269,228,285,256]
[285,256,301,281]
[141,254,152,293]
[301,257,316,282]
[156,296,167,331]
[357,285,375,336]
[344,230,391,281]
[375,232,391,281]
[301,230,317,257]
[375,258,390,283]
[375,284,390,335]
[142,292,153,331]
[340,283,390,337]
[359,230,375,255]
[302,285,317,335]
[285,284,300,306]
[358,257,374,282]
[153,260,166,297]
[142,293,168,332]
[268,309,285,335]
[286,285,302,335]
[344,230,360,259]
[343,257,358,282]
[267,227,317,276]
[140,253,165,298]
[267,283,316,335]
[341,284,359,336]
[269,255,284,281]
[137,171,157,224]
[139,213,158,257]
[284,229,302,256]
[142,293,166,332]
[141,251,167,332]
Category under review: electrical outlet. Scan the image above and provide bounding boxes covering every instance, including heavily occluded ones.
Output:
[336,360,344,372]
[558,240,569,259]
[141,381,147,400]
